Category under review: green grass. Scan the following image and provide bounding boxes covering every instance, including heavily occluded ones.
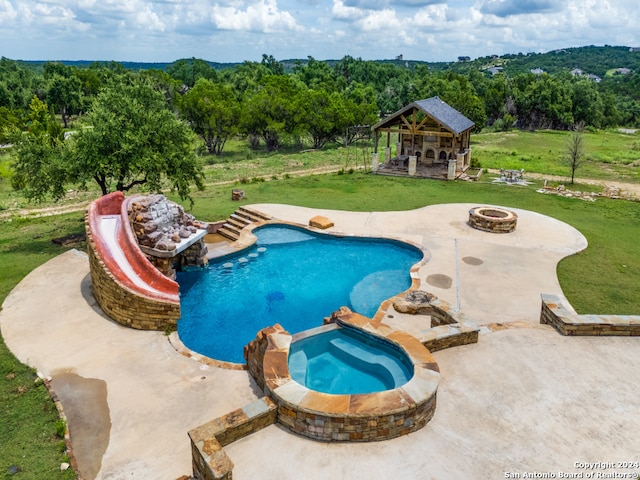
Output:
[1,213,85,479]
[473,129,640,183]
[1,130,639,477]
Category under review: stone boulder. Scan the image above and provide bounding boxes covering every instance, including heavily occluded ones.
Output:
[393,291,436,315]
[309,215,334,229]
[128,194,206,251]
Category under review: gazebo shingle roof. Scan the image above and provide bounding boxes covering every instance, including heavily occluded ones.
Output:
[372,96,475,135]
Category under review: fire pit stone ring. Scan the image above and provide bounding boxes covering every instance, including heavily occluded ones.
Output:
[468,206,517,233]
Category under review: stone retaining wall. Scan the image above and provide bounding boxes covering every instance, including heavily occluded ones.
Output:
[275,387,437,442]
[390,290,480,356]
[419,323,479,352]
[86,235,180,330]
[393,290,470,327]
[188,397,277,480]
[540,293,640,336]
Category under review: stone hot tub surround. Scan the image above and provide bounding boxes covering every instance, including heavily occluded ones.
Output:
[254,309,440,442]
[468,206,518,233]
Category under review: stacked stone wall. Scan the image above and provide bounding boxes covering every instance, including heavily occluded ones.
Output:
[189,397,277,480]
[244,324,287,392]
[86,221,180,330]
[85,191,180,331]
[540,294,640,336]
[178,241,209,270]
[420,324,479,352]
[276,394,436,442]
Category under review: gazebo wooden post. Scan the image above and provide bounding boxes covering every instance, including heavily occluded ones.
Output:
[384,131,391,163]
[372,130,380,171]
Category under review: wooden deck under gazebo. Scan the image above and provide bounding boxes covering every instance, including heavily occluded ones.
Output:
[371,97,475,180]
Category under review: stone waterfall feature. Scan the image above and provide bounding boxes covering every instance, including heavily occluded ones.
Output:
[127,194,209,279]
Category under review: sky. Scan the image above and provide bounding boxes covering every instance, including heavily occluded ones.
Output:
[1,0,639,63]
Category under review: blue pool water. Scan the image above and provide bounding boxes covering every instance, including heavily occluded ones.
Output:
[289,327,414,394]
[177,224,423,363]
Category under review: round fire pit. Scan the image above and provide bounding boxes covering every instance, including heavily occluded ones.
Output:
[468,206,517,233]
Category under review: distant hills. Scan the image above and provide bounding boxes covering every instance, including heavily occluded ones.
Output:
[16,45,640,77]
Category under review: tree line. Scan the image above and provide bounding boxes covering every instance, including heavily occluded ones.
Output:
[1,51,638,201]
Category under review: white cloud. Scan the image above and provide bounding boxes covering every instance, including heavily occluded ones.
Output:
[0,0,638,63]
[412,4,449,27]
[332,0,367,20]
[392,0,445,6]
[480,0,561,18]
[211,0,302,33]
[0,0,18,22]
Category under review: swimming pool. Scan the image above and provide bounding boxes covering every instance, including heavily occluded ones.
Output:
[177,224,423,363]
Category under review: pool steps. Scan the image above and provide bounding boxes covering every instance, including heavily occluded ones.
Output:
[327,337,410,389]
[217,207,272,241]
[289,336,411,392]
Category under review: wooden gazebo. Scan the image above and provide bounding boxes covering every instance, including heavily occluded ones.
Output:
[371,97,475,180]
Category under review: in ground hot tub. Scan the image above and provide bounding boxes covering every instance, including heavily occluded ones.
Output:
[257,309,441,442]
[289,326,413,395]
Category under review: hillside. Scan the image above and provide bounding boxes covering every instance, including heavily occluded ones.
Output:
[463,45,640,77]
[15,45,640,76]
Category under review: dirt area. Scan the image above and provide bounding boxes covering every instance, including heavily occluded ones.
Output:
[486,169,640,201]
[0,165,354,221]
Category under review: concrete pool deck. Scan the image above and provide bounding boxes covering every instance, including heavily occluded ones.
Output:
[1,203,640,479]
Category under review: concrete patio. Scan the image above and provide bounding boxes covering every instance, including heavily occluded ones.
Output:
[1,203,639,479]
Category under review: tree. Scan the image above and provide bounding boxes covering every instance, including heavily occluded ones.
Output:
[565,122,586,184]
[11,96,67,202]
[571,79,603,128]
[261,54,284,75]
[13,80,204,202]
[0,106,21,144]
[178,78,239,155]
[240,75,301,151]
[167,58,218,88]
[293,56,338,91]
[512,74,573,130]
[0,57,36,109]
[297,88,345,149]
[46,74,83,128]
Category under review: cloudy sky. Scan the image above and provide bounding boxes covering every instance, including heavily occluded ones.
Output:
[1,0,639,63]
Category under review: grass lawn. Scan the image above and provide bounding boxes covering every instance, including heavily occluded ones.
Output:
[472,129,640,183]
[1,214,85,479]
[0,130,638,478]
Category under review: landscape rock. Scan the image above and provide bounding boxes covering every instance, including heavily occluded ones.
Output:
[393,290,437,314]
